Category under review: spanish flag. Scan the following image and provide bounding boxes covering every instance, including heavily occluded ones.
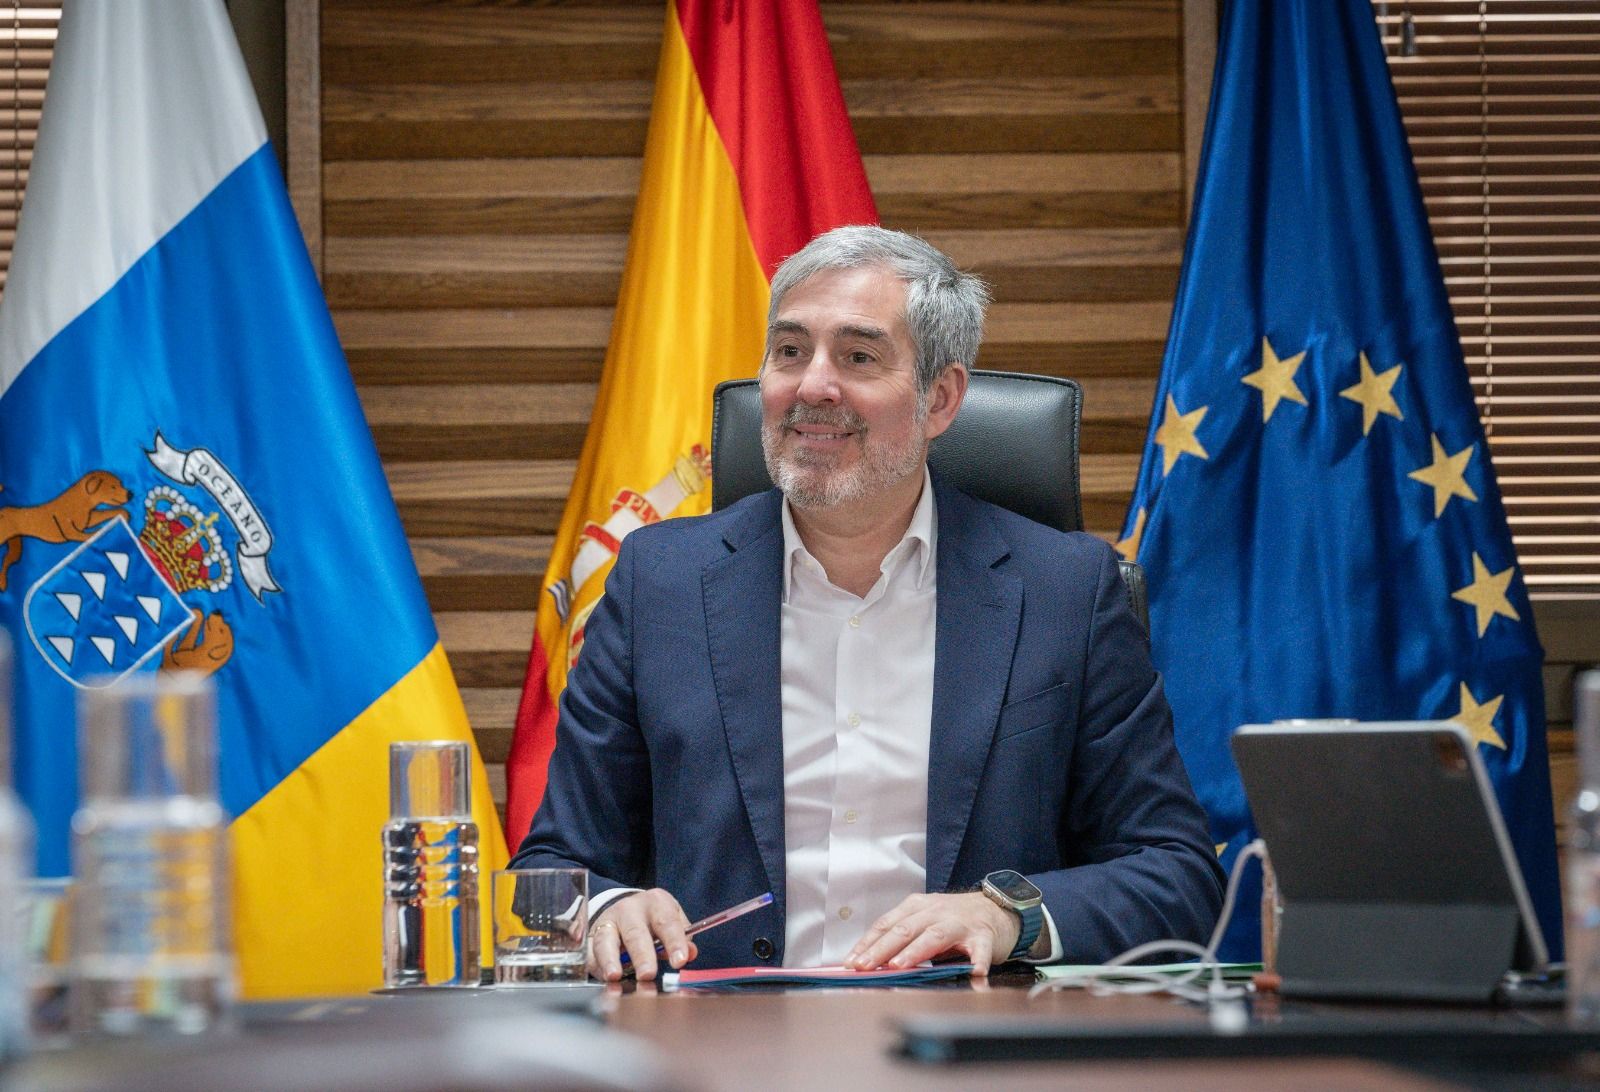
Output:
[506,0,876,842]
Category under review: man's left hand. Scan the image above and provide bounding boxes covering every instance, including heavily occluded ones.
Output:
[843,892,1020,976]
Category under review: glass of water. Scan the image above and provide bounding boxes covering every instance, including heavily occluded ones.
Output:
[70,672,232,1036]
[492,869,587,986]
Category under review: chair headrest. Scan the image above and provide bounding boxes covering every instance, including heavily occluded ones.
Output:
[711,370,1084,532]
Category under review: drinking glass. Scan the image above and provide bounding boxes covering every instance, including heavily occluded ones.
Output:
[492,869,588,986]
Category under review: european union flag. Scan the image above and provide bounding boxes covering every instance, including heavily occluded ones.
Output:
[1119,0,1561,960]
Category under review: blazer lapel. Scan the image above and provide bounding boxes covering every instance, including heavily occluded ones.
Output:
[925,483,1022,895]
[703,491,788,912]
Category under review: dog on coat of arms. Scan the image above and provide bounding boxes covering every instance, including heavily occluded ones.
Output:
[162,608,234,677]
[0,471,132,592]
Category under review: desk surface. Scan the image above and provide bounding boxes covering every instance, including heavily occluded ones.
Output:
[602,973,1481,1091]
[14,972,1588,1091]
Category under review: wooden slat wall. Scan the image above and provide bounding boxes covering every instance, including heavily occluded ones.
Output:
[0,2,62,297]
[315,0,1190,816]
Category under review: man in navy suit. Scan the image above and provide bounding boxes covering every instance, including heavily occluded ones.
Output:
[512,226,1223,982]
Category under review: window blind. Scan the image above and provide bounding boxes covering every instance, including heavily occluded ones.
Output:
[1376,0,1600,597]
[0,2,59,299]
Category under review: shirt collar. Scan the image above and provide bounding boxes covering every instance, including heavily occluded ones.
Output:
[781,465,938,602]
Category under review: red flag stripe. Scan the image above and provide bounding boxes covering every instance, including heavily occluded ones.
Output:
[674,0,877,276]
[508,637,557,843]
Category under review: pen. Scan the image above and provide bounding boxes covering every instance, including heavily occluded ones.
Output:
[617,891,774,970]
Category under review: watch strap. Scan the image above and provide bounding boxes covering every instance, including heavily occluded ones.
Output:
[1007,903,1043,960]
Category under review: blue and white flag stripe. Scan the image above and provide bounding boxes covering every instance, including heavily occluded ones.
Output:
[0,2,264,393]
[0,0,505,997]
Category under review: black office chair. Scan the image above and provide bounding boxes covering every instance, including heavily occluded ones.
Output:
[709,369,1149,630]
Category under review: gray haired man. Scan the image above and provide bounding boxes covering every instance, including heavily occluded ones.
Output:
[512,225,1224,982]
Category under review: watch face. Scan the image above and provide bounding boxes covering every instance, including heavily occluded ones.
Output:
[985,869,1042,904]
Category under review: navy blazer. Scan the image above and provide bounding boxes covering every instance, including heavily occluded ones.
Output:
[513,478,1224,967]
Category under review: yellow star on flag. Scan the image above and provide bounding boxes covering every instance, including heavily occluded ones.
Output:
[1155,394,1209,475]
[1338,351,1404,435]
[1115,507,1146,561]
[1407,434,1478,518]
[1451,552,1520,637]
[1449,682,1506,750]
[1241,337,1308,422]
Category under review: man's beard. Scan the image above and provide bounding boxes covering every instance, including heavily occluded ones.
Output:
[761,401,928,510]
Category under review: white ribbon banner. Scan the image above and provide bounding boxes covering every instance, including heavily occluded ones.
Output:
[147,432,280,601]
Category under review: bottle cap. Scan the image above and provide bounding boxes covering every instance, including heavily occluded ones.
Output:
[1579,670,1600,788]
[389,740,471,819]
[79,671,218,802]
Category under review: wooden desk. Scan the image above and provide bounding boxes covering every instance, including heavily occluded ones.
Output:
[14,974,1587,1090]
[602,973,1471,1091]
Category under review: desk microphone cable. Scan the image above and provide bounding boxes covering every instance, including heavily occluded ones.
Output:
[1027,839,1266,1005]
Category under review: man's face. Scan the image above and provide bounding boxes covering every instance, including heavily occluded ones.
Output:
[759,266,937,510]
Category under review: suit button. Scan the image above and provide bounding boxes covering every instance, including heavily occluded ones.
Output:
[752,937,774,961]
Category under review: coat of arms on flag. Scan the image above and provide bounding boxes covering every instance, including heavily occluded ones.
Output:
[22,515,189,688]
[3,432,278,688]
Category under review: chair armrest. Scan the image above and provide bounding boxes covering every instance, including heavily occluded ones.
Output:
[1116,559,1149,634]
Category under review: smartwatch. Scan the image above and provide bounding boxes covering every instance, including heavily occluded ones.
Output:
[981,869,1044,961]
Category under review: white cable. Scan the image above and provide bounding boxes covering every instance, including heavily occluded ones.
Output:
[1027,839,1267,1004]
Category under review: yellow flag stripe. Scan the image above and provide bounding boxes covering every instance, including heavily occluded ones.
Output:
[533,6,771,698]
[231,642,508,999]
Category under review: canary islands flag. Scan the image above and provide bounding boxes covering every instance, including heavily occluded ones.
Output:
[1119,0,1561,959]
[505,0,876,842]
[0,1,506,997]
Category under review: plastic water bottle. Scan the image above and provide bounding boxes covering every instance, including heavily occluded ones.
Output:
[0,634,34,1057]
[1567,670,1600,1021]
[382,741,480,987]
[69,672,233,1037]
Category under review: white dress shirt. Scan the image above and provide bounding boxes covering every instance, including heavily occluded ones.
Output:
[778,469,940,966]
[778,468,1060,966]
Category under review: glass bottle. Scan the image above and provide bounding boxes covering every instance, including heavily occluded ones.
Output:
[0,634,33,1057]
[1566,670,1600,1022]
[69,672,232,1037]
[382,741,480,987]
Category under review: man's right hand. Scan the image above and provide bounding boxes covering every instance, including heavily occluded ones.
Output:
[588,888,699,982]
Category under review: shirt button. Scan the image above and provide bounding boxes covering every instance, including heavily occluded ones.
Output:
[838,906,853,921]
[848,615,860,628]
[844,809,858,824]
[847,713,861,728]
